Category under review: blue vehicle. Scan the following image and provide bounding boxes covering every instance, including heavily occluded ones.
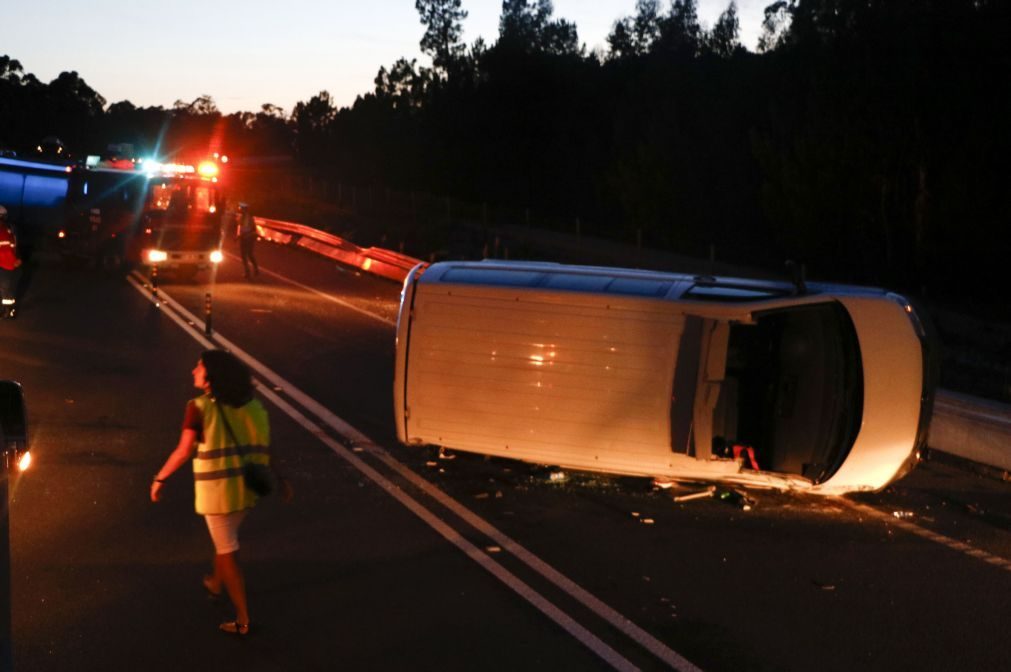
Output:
[0,154,72,251]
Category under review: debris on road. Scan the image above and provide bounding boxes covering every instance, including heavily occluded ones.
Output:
[641,517,655,525]
[548,470,567,483]
[485,546,502,553]
[892,510,915,519]
[716,488,756,511]
[672,486,717,503]
[425,461,437,467]
[474,492,490,499]
[438,447,456,460]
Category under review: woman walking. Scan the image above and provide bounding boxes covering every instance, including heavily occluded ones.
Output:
[151,349,291,635]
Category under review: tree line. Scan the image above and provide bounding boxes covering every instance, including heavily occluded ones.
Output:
[2,0,1009,309]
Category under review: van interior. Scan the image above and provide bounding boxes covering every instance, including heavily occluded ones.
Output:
[690,302,864,484]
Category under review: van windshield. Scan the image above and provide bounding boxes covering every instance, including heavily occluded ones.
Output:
[710,302,863,483]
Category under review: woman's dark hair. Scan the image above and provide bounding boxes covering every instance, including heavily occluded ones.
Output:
[200,349,254,406]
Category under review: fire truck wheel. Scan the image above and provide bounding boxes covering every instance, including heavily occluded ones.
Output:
[99,244,125,273]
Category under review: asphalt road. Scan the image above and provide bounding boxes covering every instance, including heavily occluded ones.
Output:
[2,239,1009,672]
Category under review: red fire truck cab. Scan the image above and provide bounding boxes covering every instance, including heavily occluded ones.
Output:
[59,156,227,278]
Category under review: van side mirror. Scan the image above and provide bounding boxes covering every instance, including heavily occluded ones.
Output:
[0,381,28,472]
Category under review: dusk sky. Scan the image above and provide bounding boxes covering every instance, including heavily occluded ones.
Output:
[7,1,767,115]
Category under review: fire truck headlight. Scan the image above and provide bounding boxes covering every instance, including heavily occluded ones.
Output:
[147,249,168,264]
[210,250,224,264]
[18,450,31,472]
[197,161,219,178]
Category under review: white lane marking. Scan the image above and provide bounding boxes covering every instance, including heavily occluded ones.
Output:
[133,271,705,670]
[838,499,1011,573]
[224,252,396,327]
[127,275,682,671]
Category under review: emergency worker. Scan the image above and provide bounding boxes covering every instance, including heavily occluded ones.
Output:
[151,349,292,636]
[235,203,258,278]
[0,205,21,318]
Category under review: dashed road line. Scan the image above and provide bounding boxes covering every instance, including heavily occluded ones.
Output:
[838,499,1011,572]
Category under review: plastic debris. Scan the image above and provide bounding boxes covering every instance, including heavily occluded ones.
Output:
[486,546,502,553]
[352,446,364,453]
[673,486,717,502]
[641,518,655,525]
[631,511,641,518]
[716,489,756,511]
[425,461,438,467]
[548,470,567,482]
[892,511,914,519]
[653,479,676,490]
[438,447,456,460]
[474,492,490,499]
[494,491,503,499]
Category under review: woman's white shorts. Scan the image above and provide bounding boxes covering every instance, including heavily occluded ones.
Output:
[204,510,249,555]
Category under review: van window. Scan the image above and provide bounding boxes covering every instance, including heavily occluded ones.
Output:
[543,273,612,292]
[441,268,543,287]
[608,278,672,297]
[685,285,788,301]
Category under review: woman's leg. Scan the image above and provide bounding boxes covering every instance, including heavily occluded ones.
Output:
[204,511,250,626]
[216,551,249,625]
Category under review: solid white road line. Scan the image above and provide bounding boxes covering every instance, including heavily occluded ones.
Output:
[127,272,688,672]
[132,270,704,670]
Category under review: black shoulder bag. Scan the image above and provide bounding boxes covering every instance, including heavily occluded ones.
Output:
[216,402,273,497]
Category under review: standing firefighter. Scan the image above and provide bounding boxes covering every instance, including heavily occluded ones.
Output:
[235,203,259,278]
[0,205,21,318]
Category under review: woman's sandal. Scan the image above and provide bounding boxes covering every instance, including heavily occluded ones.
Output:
[219,621,250,636]
[202,575,222,600]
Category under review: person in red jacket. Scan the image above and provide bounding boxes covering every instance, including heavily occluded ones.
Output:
[0,205,21,319]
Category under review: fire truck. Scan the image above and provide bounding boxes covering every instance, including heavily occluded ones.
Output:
[58,154,227,277]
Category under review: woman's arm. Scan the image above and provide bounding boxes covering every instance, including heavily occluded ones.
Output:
[150,428,198,502]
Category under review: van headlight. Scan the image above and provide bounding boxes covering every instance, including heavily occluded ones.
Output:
[147,249,168,263]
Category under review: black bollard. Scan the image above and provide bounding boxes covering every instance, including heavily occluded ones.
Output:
[204,292,213,336]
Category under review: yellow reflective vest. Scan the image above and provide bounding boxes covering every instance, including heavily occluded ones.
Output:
[191,395,271,515]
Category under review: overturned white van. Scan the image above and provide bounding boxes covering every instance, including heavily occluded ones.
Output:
[393,260,935,494]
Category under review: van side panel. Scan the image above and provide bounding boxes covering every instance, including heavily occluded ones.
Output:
[403,283,684,474]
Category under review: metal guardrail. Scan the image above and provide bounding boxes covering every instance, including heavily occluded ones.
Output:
[929,390,1011,473]
[254,214,1011,478]
[254,216,423,283]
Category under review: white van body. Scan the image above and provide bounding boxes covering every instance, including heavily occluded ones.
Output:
[394,261,934,494]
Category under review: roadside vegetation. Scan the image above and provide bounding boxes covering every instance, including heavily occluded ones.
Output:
[2,1,1009,400]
